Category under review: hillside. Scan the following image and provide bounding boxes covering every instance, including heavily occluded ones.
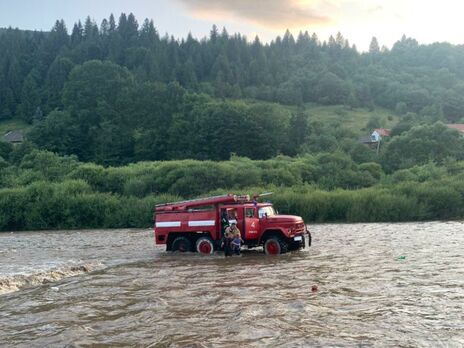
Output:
[2,14,464,230]
[1,101,397,138]
[302,104,399,134]
[1,98,398,168]
[0,13,464,165]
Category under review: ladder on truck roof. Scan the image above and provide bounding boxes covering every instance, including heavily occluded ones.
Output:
[155,194,250,212]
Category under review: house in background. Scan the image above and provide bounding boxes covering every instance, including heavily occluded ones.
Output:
[370,128,391,142]
[446,124,464,135]
[2,130,24,145]
[360,128,391,145]
[359,128,391,155]
[359,135,376,145]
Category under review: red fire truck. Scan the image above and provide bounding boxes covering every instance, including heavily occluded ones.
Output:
[154,194,311,255]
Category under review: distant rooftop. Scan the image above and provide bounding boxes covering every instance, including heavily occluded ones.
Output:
[3,130,24,143]
[359,136,376,144]
[446,124,464,133]
[373,128,391,137]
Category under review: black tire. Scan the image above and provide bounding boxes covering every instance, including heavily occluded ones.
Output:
[171,236,192,252]
[263,236,288,255]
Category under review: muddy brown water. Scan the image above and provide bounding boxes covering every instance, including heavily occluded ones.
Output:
[0,222,463,347]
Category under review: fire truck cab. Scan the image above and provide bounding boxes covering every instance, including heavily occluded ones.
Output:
[154,194,311,255]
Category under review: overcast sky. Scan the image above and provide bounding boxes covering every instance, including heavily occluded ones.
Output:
[1,0,463,51]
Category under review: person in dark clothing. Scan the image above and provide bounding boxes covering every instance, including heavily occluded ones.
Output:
[221,231,233,257]
[221,210,230,237]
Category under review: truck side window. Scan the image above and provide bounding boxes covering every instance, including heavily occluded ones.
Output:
[245,208,255,218]
[258,206,275,218]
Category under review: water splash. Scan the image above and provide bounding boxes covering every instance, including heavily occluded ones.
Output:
[0,262,103,295]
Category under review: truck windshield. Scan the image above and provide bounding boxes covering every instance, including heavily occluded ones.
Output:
[258,206,275,218]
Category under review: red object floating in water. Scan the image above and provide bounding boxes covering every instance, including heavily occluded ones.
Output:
[311,285,318,292]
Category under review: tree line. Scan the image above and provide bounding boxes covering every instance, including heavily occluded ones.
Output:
[2,14,464,164]
[2,14,464,126]
[1,146,464,231]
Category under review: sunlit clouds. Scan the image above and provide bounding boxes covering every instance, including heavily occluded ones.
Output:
[174,0,464,50]
[2,0,464,51]
[175,0,331,31]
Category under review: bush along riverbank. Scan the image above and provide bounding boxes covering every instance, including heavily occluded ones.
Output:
[1,149,464,231]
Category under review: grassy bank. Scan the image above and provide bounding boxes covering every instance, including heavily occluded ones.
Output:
[1,149,464,231]
[2,181,463,232]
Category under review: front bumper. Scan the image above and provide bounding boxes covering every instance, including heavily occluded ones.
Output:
[288,226,311,249]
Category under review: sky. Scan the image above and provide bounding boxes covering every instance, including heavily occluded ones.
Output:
[0,0,463,51]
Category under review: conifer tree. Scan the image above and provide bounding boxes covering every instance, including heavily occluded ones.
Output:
[83,16,98,40]
[100,18,110,37]
[71,21,83,46]
[17,71,41,123]
[33,106,43,124]
[369,37,380,53]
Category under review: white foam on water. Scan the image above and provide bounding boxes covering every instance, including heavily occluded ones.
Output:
[0,261,104,295]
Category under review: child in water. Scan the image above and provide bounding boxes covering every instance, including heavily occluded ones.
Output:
[231,230,243,255]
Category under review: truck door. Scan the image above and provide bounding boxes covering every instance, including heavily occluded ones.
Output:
[244,207,259,240]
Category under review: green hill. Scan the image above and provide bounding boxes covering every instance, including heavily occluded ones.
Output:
[303,104,398,134]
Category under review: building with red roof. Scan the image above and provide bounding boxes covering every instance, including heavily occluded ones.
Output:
[446,124,464,134]
[370,128,391,142]
[373,128,391,137]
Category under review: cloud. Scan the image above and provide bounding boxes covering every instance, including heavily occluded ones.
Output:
[175,0,332,31]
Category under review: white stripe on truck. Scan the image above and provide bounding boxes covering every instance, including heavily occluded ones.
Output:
[155,221,181,228]
[188,220,216,227]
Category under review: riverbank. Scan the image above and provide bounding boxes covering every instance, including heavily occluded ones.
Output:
[1,178,464,232]
[2,151,464,232]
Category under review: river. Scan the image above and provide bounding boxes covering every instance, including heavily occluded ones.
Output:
[0,222,463,347]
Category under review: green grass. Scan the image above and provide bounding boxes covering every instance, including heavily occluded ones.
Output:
[0,119,30,136]
[239,99,400,136]
[1,103,400,142]
[304,104,399,135]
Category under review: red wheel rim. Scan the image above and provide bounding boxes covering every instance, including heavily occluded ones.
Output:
[198,240,212,254]
[266,240,280,255]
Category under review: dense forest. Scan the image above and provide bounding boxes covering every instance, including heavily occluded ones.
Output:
[2,13,464,163]
[2,13,464,230]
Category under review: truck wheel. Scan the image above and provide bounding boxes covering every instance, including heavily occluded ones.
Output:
[264,237,288,255]
[171,236,192,252]
[196,237,214,255]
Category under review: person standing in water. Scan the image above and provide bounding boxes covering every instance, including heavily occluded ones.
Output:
[221,231,233,257]
[221,210,230,237]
